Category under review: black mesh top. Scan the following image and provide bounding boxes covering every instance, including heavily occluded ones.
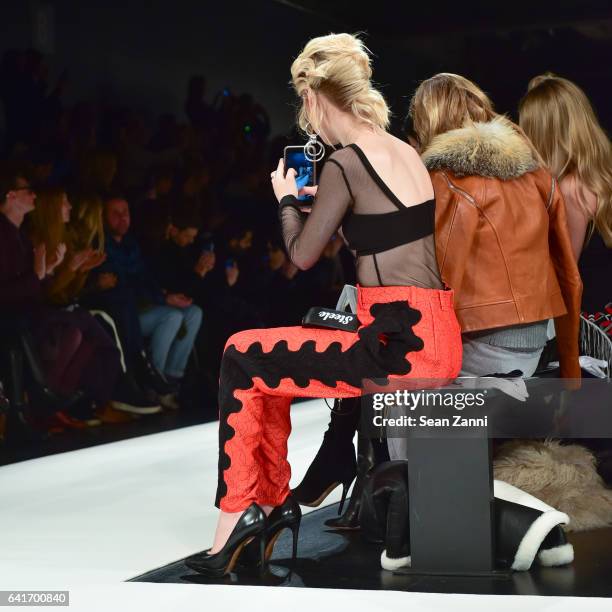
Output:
[278,144,443,288]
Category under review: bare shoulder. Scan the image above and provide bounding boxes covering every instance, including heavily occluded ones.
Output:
[388,133,422,161]
[560,173,598,217]
[386,133,434,201]
[357,133,426,171]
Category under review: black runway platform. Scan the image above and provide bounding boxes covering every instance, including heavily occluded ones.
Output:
[130,502,612,597]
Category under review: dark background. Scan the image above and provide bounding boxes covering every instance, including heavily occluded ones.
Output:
[1,0,611,139]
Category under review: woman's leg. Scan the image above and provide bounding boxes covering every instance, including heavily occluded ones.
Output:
[257,395,294,504]
[210,324,360,552]
[69,310,122,405]
[461,337,544,377]
[211,290,440,551]
[211,392,293,553]
[291,397,360,505]
[215,324,362,514]
[43,323,83,394]
[89,310,127,373]
[84,289,144,366]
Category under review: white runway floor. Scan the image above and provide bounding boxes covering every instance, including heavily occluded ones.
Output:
[0,398,610,611]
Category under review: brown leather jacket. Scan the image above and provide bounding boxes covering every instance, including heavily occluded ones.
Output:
[422,117,582,378]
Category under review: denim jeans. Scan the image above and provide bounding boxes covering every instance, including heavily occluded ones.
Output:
[139,304,203,379]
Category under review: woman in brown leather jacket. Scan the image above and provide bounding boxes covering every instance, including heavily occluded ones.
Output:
[410,73,582,378]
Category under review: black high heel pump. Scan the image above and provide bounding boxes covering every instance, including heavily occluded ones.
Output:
[185,503,267,577]
[238,495,302,569]
[264,495,302,566]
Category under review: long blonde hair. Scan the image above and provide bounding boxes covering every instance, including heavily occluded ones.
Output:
[67,193,105,252]
[28,187,67,253]
[519,73,612,246]
[290,33,389,134]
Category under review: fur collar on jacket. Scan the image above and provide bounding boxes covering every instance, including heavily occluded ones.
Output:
[421,116,539,180]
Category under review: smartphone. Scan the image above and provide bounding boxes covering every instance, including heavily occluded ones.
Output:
[225,257,236,269]
[283,145,318,202]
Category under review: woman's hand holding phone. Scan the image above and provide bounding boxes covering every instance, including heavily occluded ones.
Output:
[295,185,317,213]
[299,185,317,198]
[270,158,298,202]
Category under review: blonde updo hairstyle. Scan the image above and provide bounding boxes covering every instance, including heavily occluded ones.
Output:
[290,33,390,136]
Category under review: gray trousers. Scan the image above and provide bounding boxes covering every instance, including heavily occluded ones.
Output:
[387,336,544,461]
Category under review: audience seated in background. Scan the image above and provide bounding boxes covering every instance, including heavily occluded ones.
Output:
[27,185,164,417]
[0,50,354,442]
[0,173,127,422]
[153,205,213,301]
[90,196,202,402]
[28,188,106,306]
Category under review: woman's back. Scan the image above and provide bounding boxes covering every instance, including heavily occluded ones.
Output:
[559,174,599,260]
[280,137,443,289]
[351,133,434,206]
[332,142,441,288]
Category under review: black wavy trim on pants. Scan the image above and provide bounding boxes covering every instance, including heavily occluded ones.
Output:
[215,301,424,507]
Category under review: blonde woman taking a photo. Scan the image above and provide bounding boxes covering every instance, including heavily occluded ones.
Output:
[186,35,462,578]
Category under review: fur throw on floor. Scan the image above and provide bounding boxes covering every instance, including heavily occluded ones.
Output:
[493,440,612,532]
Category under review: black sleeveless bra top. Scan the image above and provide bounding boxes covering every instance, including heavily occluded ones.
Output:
[339,144,436,256]
[278,143,443,288]
[341,196,435,256]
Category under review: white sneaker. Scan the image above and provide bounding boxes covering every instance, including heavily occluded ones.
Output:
[110,400,161,415]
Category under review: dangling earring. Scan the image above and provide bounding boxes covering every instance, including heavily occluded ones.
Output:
[304,122,326,162]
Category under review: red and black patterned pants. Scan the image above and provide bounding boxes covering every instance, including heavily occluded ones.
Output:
[215,285,463,512]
